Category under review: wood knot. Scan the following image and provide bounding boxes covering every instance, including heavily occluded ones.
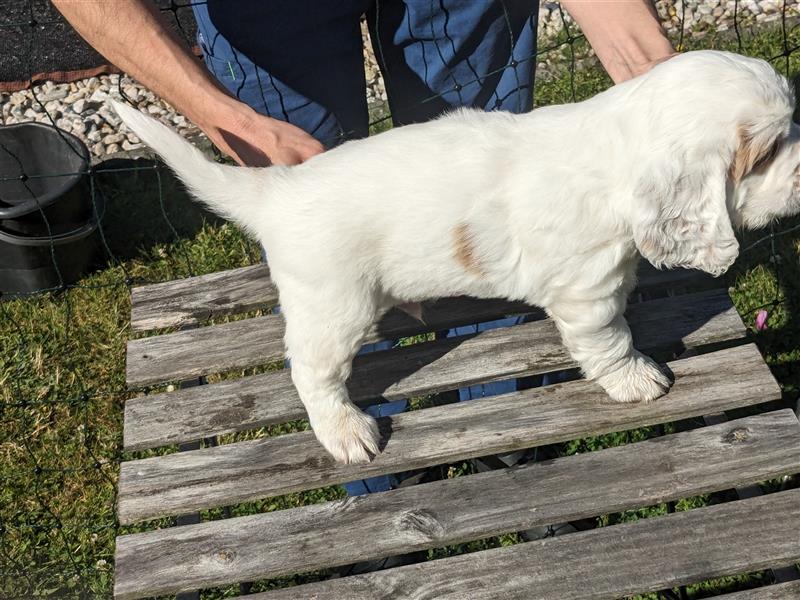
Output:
[215,548,236,564]
[397,509,445,541]
[722,427,750,444]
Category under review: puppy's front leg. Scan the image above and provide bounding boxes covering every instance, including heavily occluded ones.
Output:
[547,296,671,403]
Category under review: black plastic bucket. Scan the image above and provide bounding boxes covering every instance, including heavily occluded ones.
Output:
[0,122,92,236]
[0,220,98,296]
[0,122,97,296]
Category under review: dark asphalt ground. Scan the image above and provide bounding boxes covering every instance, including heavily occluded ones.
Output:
[0,0,198,84]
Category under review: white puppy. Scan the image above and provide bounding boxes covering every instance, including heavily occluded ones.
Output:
[113,50,800,464]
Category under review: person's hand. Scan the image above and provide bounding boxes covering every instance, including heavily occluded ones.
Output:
[620,51,680,83]
[561,0,677,85]
[52,0,325,167]
[196,100,325,167]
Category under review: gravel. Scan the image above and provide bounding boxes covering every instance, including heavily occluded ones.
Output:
[539,0,797,40]
[0,75,201,162]
[0,1,796,160]
[536,0,798,79]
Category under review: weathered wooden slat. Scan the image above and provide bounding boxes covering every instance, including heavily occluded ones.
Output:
[716,581,800,599]
[126,296,537,388]
[127,276,722,388]
[123,289,744,450]
[113,410,800,599]
[117,344,778,524]
[247,488,800,600]
[129,261,709,333]
[126,314,286,388]
[130,263,275,332]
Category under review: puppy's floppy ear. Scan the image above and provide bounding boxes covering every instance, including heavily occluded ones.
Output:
[633,151,739,277]
[730,121,783,184]
[633,118,785,276]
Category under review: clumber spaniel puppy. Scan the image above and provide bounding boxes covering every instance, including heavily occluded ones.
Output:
[114,50,800,464]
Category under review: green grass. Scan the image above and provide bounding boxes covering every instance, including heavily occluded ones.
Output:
[2,21,800,599]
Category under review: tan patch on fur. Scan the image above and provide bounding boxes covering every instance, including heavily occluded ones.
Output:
[731,124,779,183]
[453,222,484,276]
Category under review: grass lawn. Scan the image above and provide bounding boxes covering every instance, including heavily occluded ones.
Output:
[2,18,800,599]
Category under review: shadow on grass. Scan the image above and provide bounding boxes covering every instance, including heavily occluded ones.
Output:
[91,157,225,265]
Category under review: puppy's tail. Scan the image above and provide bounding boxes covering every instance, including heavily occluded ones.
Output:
[110,100,265,229]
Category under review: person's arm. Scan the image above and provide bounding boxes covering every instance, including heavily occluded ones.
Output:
[560,0,677,84]
[52,0,323,166]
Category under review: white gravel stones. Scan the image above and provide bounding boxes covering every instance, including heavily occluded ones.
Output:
[37,87,68,103]
[0,75,200,160]
[0,1,795,160]
[539,0,797,41]
[101,132,126,145]
[362,20,388,106]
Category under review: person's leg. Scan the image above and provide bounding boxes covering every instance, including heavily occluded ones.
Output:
[192,1,370,147]
[367,0,539,401]
[191,1,407,495]
[367,0,538,122]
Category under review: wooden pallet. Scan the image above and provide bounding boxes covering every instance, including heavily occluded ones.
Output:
[115,263,800,599]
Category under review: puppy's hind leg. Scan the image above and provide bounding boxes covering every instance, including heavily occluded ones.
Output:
[280,286,382,464]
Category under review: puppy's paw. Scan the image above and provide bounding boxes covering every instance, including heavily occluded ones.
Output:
[597,352,671,403]
[312,403,381,464]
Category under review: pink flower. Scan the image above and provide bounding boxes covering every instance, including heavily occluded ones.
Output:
[755,310,769,331]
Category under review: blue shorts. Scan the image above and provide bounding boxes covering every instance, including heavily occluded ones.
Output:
[192,1,540,494]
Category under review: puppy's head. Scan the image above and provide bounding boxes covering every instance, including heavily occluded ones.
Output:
[629,50,800,276]
[729,120,800,229]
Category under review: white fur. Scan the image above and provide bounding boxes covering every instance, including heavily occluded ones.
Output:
[112,50,800,464]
